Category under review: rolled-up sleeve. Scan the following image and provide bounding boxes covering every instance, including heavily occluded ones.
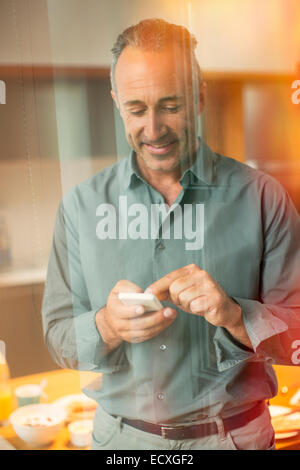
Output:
[215,178,300,369]
[42,196,128,373]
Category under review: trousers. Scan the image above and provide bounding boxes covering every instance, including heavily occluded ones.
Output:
[91,403,276,450]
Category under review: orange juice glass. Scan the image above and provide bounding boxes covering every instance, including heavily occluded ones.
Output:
[0,387,12,422]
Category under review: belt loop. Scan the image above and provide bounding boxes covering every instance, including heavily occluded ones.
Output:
[215,415,226,440]
[115,416,122,432]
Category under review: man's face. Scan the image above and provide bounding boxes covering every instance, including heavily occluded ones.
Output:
[112,45,205,175]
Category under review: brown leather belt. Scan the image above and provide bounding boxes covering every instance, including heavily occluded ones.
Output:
[121,401,266,440]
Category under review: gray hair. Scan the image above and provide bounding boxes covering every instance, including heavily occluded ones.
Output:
[110,18,202,95]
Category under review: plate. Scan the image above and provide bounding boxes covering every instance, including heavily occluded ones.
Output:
[290,388,300,406]
[275,431,299,440]
[269,405,292,418]
[271,411,300,433]
[52,394,98,423]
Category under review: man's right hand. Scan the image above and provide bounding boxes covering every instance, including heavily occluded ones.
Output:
[95,280,177,351]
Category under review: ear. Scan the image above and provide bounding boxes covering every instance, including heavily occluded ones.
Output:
[111,89,120,110]
[197,81,207,114]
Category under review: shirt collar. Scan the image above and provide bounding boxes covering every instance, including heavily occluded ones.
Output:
[122,137,215,191]
[122,150,144,191]
[180,138,215,187]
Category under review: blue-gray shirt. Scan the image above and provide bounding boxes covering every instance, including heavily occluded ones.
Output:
[42,139,300,423]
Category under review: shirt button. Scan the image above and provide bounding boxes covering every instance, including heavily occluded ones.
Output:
[160,344,167,351]
[157,393,165,400]
[157,242,165,250]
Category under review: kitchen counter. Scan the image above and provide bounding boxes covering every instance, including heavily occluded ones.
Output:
[1,366,300,450]
[0,369,100,450]
[0,266,47,288]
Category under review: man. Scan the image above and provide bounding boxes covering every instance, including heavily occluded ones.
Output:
[42,19,300,450]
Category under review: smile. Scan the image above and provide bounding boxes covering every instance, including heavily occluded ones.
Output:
[143,141,177,155]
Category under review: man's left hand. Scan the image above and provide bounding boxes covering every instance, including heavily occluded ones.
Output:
[146,264,252,348]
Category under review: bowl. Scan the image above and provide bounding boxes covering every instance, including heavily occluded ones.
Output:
[10,404,65,447]
[68,419,93,447]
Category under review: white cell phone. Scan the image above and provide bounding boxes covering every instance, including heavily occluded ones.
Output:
[118,292,163,312]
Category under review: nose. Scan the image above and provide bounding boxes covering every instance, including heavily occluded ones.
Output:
[143,109,167,142]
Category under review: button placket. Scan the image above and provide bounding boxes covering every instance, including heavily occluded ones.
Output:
[156,241,165,250]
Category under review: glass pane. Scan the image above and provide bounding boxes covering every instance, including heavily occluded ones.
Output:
[0,0,299,452]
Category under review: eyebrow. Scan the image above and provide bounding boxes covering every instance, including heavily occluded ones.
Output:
[124,96,183,107]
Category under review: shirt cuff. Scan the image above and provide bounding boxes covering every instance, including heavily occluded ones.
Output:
[233,297,289,352]
[213,327,257,372]
[74,310,127,373]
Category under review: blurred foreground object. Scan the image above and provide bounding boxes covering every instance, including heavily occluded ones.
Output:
[0,346,12,426]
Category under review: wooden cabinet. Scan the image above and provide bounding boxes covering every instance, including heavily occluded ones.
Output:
[0,283,59,378]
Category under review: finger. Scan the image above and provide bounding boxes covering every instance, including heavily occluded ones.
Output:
[189,295,214,315]
[178,288,206,311]
[124,310,178,343]
[122,307,177,331]
[113,300,146,319]
[146,266,191,300]
[112,280,143,296]
[168,274,198,306]
[111,280,144,318]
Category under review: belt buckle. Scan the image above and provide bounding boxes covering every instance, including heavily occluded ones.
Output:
[161,424,185,439]
[161,424,175,439]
